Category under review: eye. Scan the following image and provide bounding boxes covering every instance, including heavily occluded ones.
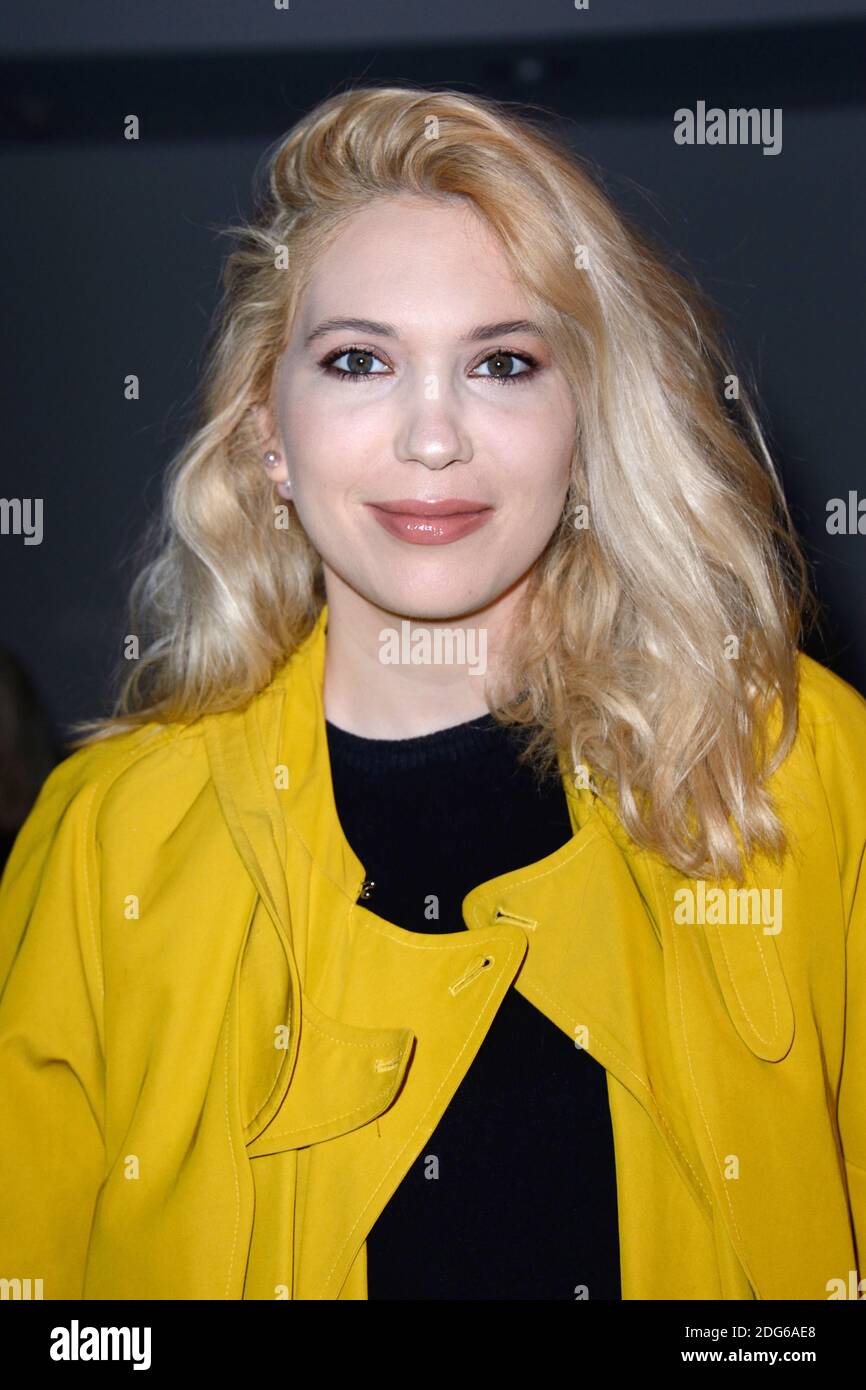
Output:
[471,350,539,385]
[318,344,541,386]
[319,346,391,382]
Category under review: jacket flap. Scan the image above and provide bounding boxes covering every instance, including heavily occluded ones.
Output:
[245,992,415,1156]
[593,797,796,1063]
[703,915,794,1061]
[658,858,796,1063]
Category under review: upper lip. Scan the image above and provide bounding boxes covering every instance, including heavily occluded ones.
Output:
[367,498,492,516]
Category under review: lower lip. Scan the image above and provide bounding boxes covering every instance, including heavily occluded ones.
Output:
[366,506,493,545]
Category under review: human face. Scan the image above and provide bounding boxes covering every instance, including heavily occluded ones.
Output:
[260,194,576,623]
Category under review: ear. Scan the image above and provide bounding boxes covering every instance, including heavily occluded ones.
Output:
[249,403,279,451]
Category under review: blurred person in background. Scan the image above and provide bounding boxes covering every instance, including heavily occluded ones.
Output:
[0,649,58,875]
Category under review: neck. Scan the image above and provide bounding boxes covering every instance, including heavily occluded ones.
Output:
[321,575,525,738]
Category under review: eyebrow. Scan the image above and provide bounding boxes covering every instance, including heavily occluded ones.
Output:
[303,317,546,348]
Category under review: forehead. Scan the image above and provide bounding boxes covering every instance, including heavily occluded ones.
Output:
[296,195,527,328]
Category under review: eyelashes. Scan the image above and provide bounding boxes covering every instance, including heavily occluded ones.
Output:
[317,345,541,386]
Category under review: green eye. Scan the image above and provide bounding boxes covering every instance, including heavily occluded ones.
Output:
[472,350,539,384]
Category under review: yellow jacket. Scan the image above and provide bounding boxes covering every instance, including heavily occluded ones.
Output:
[1,603,864,1301]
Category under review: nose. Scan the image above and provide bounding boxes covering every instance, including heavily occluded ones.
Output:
[395,389,473,471]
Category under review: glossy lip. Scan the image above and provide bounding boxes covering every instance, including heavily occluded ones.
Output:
[365,498,494,546]
[368,497,492,516]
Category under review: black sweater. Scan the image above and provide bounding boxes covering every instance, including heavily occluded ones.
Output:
[325,710,621,1301]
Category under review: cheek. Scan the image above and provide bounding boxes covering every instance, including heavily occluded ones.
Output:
[280,402,344,502]
[498,407,574,499]
[284,389,379,488]
[497,459,571,559]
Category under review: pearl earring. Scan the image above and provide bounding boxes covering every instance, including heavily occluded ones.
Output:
[264,449,292,499]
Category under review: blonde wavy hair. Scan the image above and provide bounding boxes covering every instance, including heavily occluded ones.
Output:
[68,83,815,881]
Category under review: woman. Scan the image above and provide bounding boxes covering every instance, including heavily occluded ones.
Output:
[0,85,864,1303]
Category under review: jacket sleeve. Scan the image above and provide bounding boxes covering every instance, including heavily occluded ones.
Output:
[838,817,866,1281]
[0,755,107,1300]
[812,664,866,1283]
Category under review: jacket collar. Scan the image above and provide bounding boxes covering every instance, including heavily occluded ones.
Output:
[264,603,603,898]
[265,604,366,901]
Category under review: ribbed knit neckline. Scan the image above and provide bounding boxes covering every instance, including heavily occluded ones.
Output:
[325,711,525,772]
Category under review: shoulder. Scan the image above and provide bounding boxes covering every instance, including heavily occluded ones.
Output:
[796,649,866,735]
[0,721,205,986]
[793,651,866,795]
[779,652,866,904]
[6,719,212,872]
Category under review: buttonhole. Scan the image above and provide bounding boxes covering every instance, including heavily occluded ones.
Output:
[449,955,495,996]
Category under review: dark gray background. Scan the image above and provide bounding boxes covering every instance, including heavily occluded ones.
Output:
[1,0,864,743]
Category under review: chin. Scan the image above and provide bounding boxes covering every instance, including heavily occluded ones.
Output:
[375,592,500,625]
[362,578,501,625]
